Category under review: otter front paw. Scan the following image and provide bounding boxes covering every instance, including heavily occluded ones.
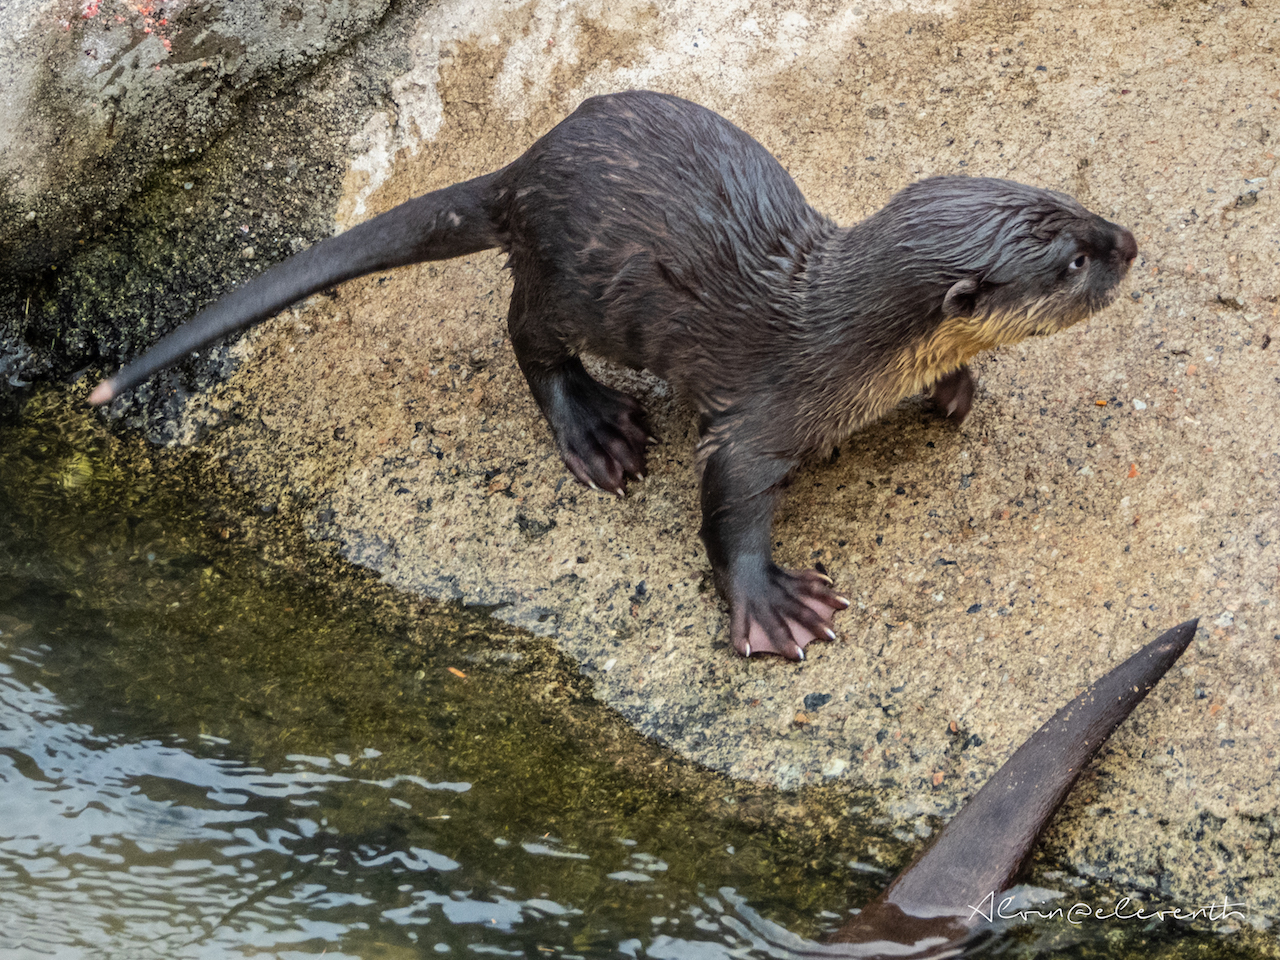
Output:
[728,565,850,661]
[931,366,975,423]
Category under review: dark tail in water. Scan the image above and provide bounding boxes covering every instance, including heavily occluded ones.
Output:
[830,618,1198,953]
[88,171,504,405]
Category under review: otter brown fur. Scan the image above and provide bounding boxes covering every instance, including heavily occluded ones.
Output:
[645,620,1197,955]
[90,91,1138,660]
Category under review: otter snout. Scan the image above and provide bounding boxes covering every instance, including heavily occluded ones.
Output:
[1114,225,1138,270]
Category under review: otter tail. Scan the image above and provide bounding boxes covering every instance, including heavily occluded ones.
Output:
[832,618,1197,949]
[88,171,505,405]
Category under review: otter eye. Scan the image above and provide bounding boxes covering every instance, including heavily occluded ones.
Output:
[1068,254,1089,272]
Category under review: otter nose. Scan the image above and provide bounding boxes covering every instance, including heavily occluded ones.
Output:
[1115,227,1138,265]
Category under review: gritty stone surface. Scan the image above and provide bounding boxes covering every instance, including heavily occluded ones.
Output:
[46,0,1280,929]
[0,0,392,274]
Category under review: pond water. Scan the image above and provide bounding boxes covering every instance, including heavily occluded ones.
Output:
[0,391,1262,958]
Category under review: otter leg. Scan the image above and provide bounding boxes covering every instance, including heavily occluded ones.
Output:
[506,284,651,496]
[931,364,975,423]
[699,442,850,660]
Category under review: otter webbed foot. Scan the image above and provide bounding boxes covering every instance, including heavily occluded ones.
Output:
[551,379,652,497]
[931,365,975,423]
[727,564,850,660]
[518,355,653,496]
[699,439,850,660]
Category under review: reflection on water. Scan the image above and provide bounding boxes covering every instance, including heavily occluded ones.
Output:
[0,391,1260,959]
[0,633,629,957]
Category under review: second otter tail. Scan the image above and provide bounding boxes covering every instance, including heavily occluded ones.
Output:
[88,171,505,405]
[829,618,1198,951]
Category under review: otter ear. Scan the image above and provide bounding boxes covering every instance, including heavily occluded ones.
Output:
[942,277,981,318]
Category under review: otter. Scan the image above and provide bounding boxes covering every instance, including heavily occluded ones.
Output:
[827,619,1196,954]
[646,620,1198,956]
[89,91,1138,660]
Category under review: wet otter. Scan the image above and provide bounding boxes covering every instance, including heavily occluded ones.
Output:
[89,91,1138,660]
[828,620,1196,954]
[648,620,1198,956]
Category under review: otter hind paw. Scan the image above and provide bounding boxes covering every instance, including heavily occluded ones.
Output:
[556,387,653,496]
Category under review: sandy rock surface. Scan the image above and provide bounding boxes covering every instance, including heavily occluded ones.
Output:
[68,0,1280,924]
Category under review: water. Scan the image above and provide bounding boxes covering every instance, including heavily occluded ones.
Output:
[0,391,867,958]
[0,391,1265,958]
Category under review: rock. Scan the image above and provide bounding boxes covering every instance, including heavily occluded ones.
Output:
[0,0,392,275]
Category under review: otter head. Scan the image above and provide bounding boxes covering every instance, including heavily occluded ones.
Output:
[886,177,1138,351]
